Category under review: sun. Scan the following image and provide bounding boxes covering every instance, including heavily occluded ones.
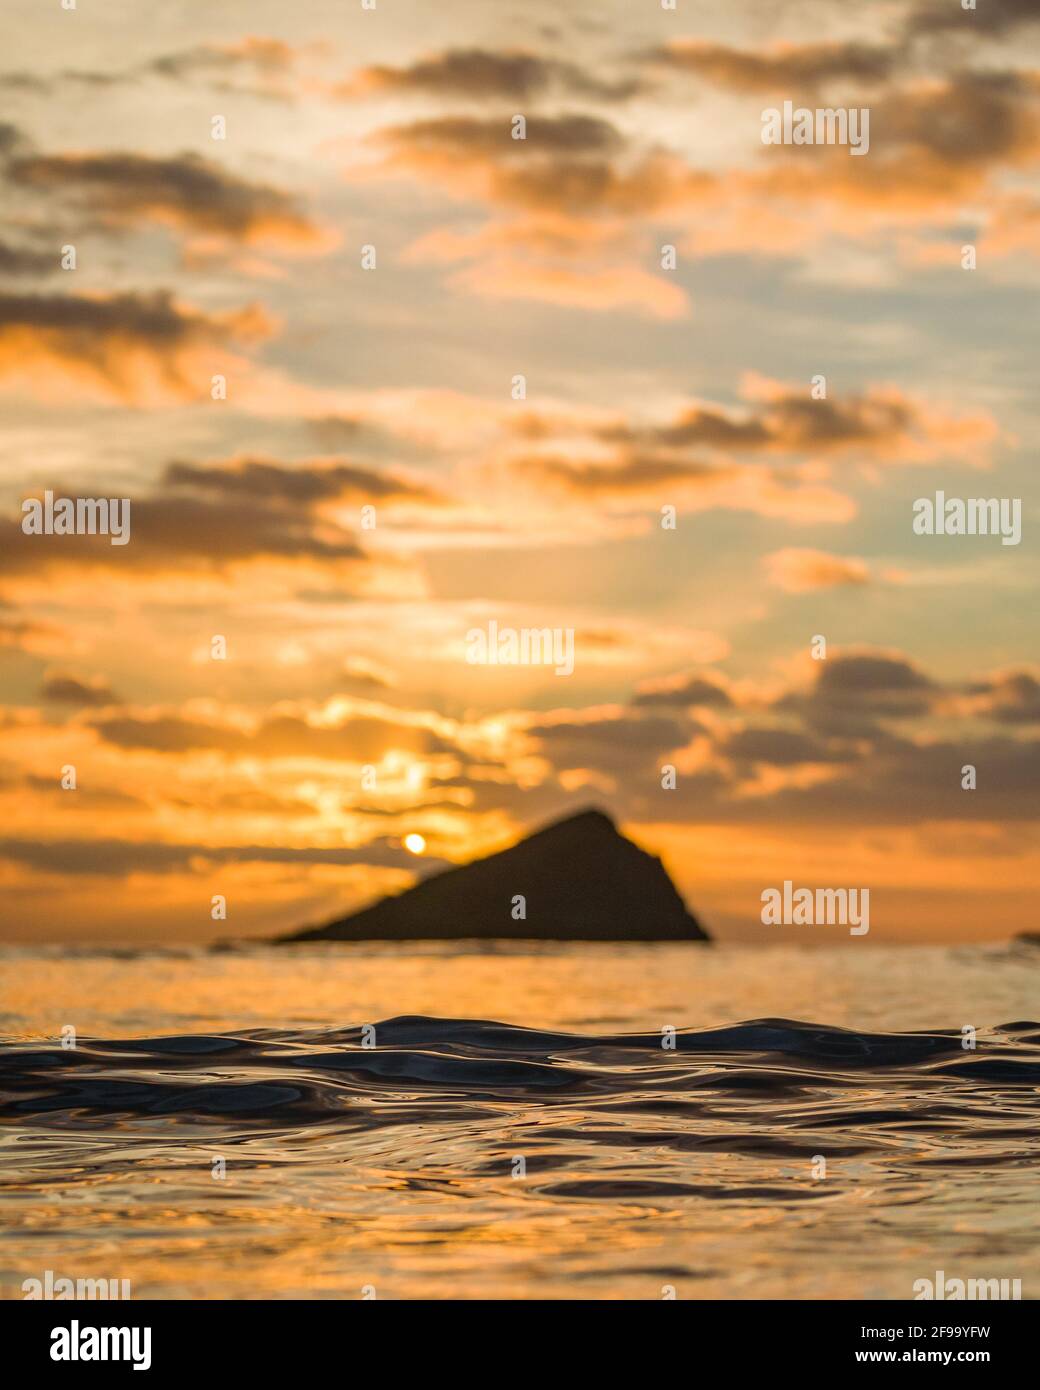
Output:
[403,833,426,855]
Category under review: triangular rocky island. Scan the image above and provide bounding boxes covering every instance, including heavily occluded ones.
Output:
[280,807,709,942]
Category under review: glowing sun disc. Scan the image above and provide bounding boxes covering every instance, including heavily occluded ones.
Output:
[404,833,426,855]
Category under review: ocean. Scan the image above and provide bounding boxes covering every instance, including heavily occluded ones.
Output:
[1,942,1038,1300]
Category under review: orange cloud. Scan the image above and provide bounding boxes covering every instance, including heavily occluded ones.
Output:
[9,151,333,255]
[2,455,445,590]
[340,48,639,102]
[0,289,272,404]
[763,548,871,593]
[448,259,687,318]
[648,39,896,92]
[514,452,856,524]
[344,112,714,313]
[605,376,1000,466]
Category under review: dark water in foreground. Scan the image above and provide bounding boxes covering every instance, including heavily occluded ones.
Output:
[1,944,1038,1299]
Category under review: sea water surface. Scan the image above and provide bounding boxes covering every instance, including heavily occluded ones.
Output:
[1,942,1038,1300]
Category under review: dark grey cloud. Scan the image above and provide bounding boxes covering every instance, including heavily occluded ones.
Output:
[878,69,1040,168]
[377,113,625,159]
[776,652,938,733]
[0,123,28,156]
[2,452,448,580]
[516,452,729,496]
[2,490,365,577]
[622,730,1040,829]
[907,0,1040,35]
[368,110,706,220]
[2,40,303,99]
[346,48,640,101]
[0,836,447,876]
[720,726,847,766]
[8,151,321,246]
[604,390,922,457]
[965,670,1040,724]
[148,38,298,82]
[816,653,935,696]
[0,238,56,275]
[646,39,896,92]
[526,711,694,778]
[0,287,222,340]
[631,674,733,709]
[0,72,49,94]
[0,288,268,401]
[40,674,120,707]
[91,716,248,755]
[164,456,444,507]
[92,711,457,762]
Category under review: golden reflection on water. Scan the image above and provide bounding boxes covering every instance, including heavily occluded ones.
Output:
[1,943,1038,1300]
[5,941,1038,1037]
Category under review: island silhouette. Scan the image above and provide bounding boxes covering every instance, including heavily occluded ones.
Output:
[280,807,709,942]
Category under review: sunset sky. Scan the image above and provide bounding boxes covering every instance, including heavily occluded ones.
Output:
[2,0,1037,943]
